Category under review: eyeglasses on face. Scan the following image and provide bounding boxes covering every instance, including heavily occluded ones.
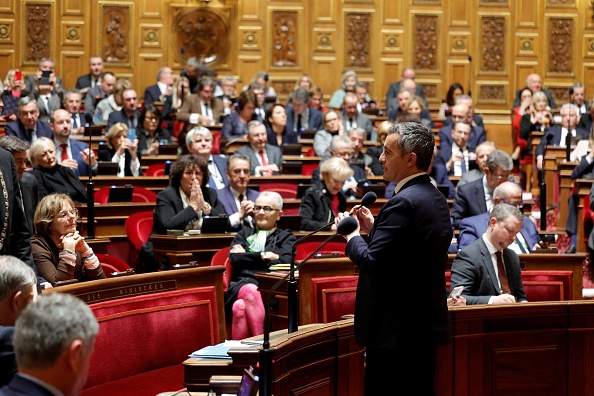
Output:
[253,206,278,214]
[183,170,203,177]
[56,209,78,219]
[231,168,250,175]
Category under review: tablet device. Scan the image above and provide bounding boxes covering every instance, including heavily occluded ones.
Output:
[108,185,134,203]
[237,367,258,396]
[201,215,229,234]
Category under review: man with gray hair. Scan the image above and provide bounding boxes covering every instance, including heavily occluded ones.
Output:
[349,128,383,176]
[0,292,98,395]
[451,149,514,229]
[442,94,484,128]
[385,67,427,113]
[0,256,39,387]
[285,88,323,134]
[143,66,175,106]
[4,97,53,143]
[236,121,283,176]
[181,57,203,93]
[186,126,228,189]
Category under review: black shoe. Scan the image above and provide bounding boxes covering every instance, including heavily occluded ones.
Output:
[564,245,577,254]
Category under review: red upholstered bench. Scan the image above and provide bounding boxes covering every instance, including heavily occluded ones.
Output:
[81,286,222,396]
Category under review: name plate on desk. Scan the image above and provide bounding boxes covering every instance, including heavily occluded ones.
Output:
[74,280,177,304]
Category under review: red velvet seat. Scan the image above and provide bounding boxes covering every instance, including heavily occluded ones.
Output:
[295,240,347,261]
[96,253,131,277]
[94,186,157,204]
[210,246,231,292]
[302,163,318,176]
[310,276,357,323]
[125,211,154,251]
[145,163,166,176]
[259,183,297,199]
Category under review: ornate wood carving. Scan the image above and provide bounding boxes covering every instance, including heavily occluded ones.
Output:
[479,85,506,103]
[413,15,438,71]
[102,6,130,64]
[24,2,53,63]
[271,11,298,67]
[174,9,228,66]
[422,84,437,100]
[550,87,570,104]
[481,16,505,72]
[549,18,573,73]
[271,80,295,96]
[345,13,371,68]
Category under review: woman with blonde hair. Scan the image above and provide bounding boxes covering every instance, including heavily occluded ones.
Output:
[98,122,142,177]
[400,94,435,128]
[1,69,25,121]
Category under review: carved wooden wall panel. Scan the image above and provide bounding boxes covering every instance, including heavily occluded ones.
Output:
[271,11,298,67]
[345,13,371,69]
[173,8,229,66]
[23,2,54,64]
[100,4,131,65]
[480,16,506,73]
[413,14,439,71]
[547,17,574,74]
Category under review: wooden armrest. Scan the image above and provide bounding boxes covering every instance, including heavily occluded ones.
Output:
[209,375,242,395]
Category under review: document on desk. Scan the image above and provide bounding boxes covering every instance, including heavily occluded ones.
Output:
[189,340,253,359]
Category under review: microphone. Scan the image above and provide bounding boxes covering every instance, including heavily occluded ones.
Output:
[540,133,554,231]
[259,216,356,396]
[467,55,473,98]
[360,191,377,207]
[84,112,94,127]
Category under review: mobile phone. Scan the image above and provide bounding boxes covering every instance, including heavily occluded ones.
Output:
[126,128,136,141]
[14,70,22,82]
[449,286,464,299]
[41,70,51,78]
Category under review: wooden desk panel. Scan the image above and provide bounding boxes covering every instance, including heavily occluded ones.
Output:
[575,178,593,252]
[81,176,170,193]
[557,161,579,231]
[543,147,568,206]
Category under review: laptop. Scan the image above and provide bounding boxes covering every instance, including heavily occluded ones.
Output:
[201,215,230,234]
[97,161,119,176]
[108,185,134,202]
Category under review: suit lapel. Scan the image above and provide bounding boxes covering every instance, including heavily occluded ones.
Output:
[478,238,501,292]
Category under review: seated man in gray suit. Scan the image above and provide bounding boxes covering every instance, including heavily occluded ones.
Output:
[450,203,528,305]
[236,120,283,176]
[341,92,375,141]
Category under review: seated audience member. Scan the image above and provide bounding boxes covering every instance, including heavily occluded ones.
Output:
[177,76,224,133]
[106,88,141,130]
[349,128,383,176]
[311,135,367,199]
[387,86,412,122]
[519,91,554,158]
[99,122,142,177]
[458,182,540,251]
[300,157,353,231]
[93,77,131,124]
[32,193,106,286]
[513,73,557,109]
[309,87,326,113]
[227,191,295,339]
[1,70,26,122]
[442,95,484,129]
[265,103,297,147]
[61,89,85,135]
[366,120,393,161]
[137,104,170,156]
[535,103,588,171]
[286,73,315,106]
[385,67,427,113]
[456,141,496,189]
[5,97,53,143]
[436,121,476,176]
[24,58,65,97]
[216,76,238,116]
[242,71,277,99]
[0,256,38,387]
[438,103,486,152]
[314,109,344,162]
[236,120,283,176]
[143,66,174,106]
[162,75,191,121]
[438,83,464,119]
[221,90,258,139]
[29,138,87,203]
[180,57,203,94]
[33,82,62,124]
[51,109,97,177]
[354,81,377,111]
[341,92,375,140]
[84,71,116,114]
[1,293,98,396]
[450,203,528,305]
[512,88,532,161]
[217,154,259,231]
[152,154,225,235]
[0,137,38,234]
[286,88,323,135]
[451,149,513,229]
[249,83,267,122]
[75,55,104,96]
[569,82,588,116]
[186,126,228,189]
[329,70,363,109]
[402,94,435,128]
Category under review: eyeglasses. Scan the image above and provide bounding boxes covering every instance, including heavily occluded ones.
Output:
[492,172,513,181]
[231,169,250,175]
[56,209,78,219]
[254,206,278,214]
[146,116,158,122]
[183,170,203,177]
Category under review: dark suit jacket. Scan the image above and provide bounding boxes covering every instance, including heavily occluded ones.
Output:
[106,108,142,130]
[451,177,487,229]
[535,125,589,157]
[207,155,229,188]
[152,185,225,235]
[31,164,87,204]
[384,162,455,199]
[62,138,92,176]
[0,326,15,388]
[571,155,594,180]
[345,174,452,349]
[34,92,62,122]
[285,107,323,134]
[75,73,95,90]
[458,212,540,250]
[84,85,108,114]
[450,237,528,304]
[513,88,556,109]
[5,120,53,143]
[578,113,593,133]
[0,373,54,396]
[217,186,259,217]
[266,126,298,147]
[442,114,484,129]
[221,112,256,139]
[143,84,162,106]
[438,124,486,152]
[299,183,347,231]
[340,111,375,136]
[177,94,224,128]
[385,81,427,112]
[235,144,283,176]
[20,173,39,236]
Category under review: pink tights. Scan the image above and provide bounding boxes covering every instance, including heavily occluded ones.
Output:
[231,283,265,340]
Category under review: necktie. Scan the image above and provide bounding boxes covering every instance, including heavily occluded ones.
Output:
[296,115,302,132]
[61,143,68,162]
[460,152,467,173]
[495,251,511,294]
[260,150,271,176]
[45,97,51,113]
[26,129,33,139]
[72,115,78,129]
[349,118,354,130]
[238,193,244,203]
[515,235,527,254]
[204,103,210,118]
[129,117,136,129]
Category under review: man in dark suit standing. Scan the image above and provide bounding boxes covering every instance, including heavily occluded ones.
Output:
[285,88,323,134]
[458,181,540,251]
[450,203,528,305]
[106,88,141,130]
[75,56,104,96]
[5,97,53,143]
[217,153,259,231]
[337,122,452,395]
[0,293,98,396]
[186,126,228,189]
[236,121,283,176]
[50,109,97,177]
[143,66,174,106]
[512,73,557,109]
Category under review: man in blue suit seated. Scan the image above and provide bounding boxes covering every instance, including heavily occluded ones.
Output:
[458,181,540,252]
[285,88,323,135]
[0,293,98,396]
[438,103,486,152]
[50,109,97,177]
[4,97,53,143]
[217,153,259,231]
[186,126,228,189]
[450,203,529,305]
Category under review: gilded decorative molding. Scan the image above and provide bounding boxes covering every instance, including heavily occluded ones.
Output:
[478,85,506,103]
[243,31,257,47]
[271,80,295,96]
[345,13,371,68]
[548,0,574,5]
[101,5,131,64]
[386,35,398,49]
[481,16,505,72]
[413,15,438,71]
[520,38,534,52]
[271,11,298,67]
[0,24,10,40]
[24,2,53,63]
[318,34,331,48]
[412,0,441,4]
[174,8,228,66]
[480,0,507,4]
[548,18,573,73]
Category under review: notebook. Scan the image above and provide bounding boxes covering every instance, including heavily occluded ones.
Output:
[200,215,230,234]
[108,185,134,202]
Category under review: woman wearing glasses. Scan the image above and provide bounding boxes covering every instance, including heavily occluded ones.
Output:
[314,109,344,162]
[32,193,106,286]
[137,104,171,156]
[152,154,225,235]
[227,191,296,339]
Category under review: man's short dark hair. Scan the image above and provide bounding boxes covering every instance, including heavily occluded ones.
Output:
[0,136,30,153]
[388,122,434,171]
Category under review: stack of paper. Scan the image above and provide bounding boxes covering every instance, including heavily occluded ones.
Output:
[189,340,253,359]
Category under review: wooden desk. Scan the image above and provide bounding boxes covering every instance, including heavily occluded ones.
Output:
[530,131,544,197]
[543,147,569,206]
[76,202,155,237]
[557,161,579,230]
[81,176,169,193]
[183,319,364,395]
[575,178,593,252]
[72,134,106,151]
[141,154,178,168]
